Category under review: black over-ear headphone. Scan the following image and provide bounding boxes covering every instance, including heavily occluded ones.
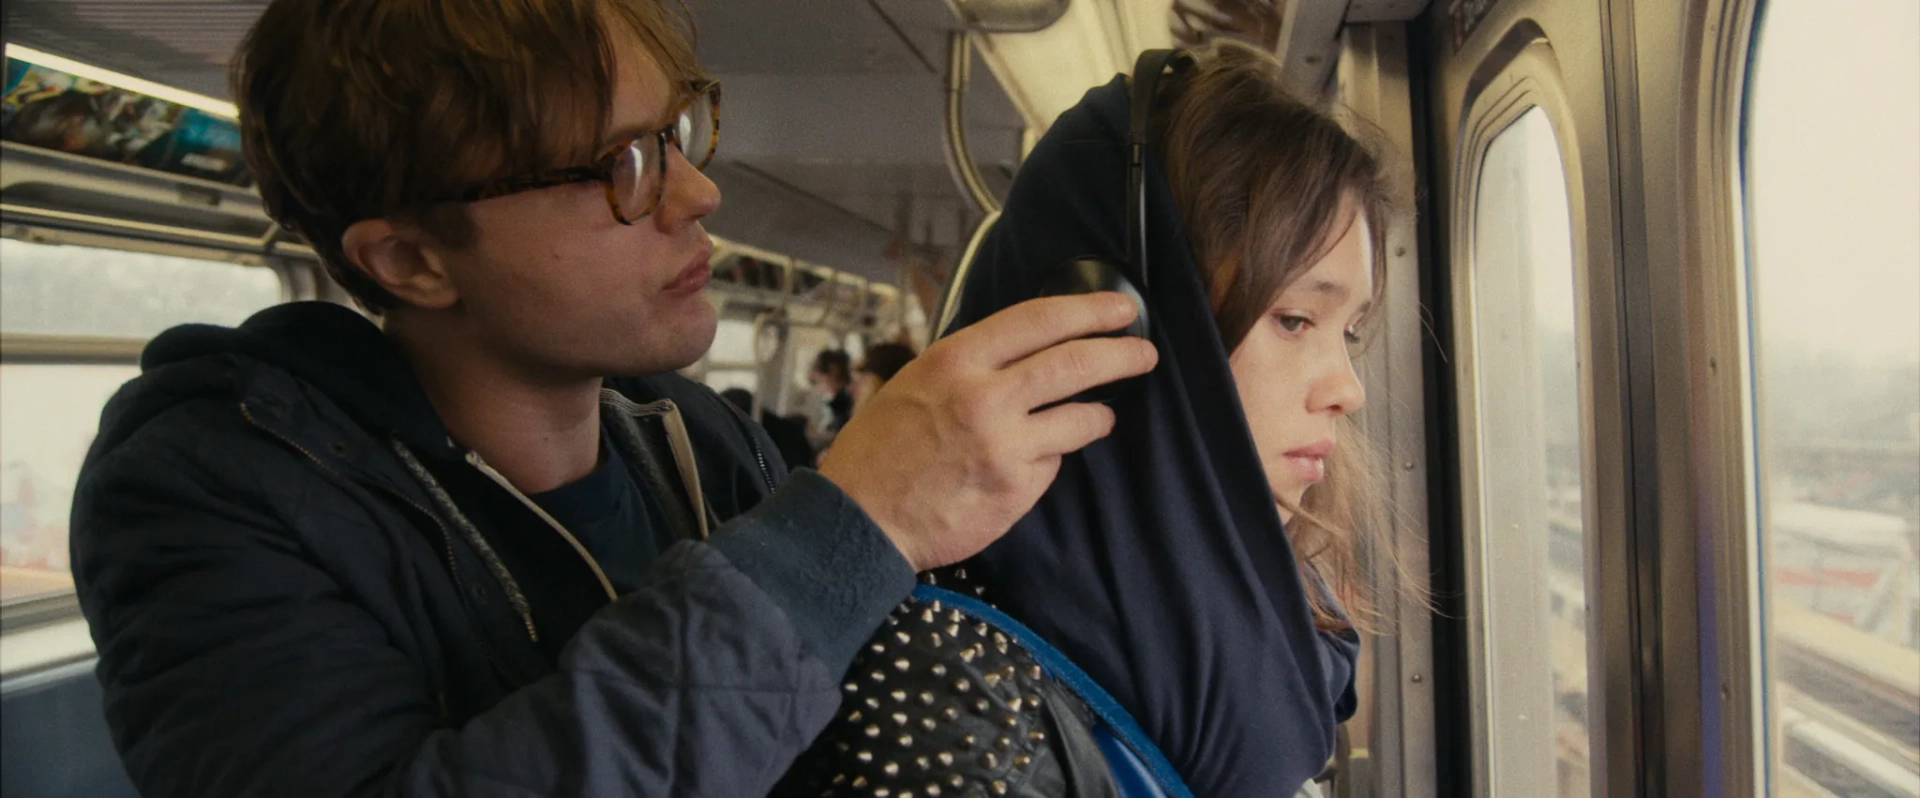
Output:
[1036,48,1192,400]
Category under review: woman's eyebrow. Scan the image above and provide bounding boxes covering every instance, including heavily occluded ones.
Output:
[1304,279,1351,300]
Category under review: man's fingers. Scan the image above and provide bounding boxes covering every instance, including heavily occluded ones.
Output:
[1005,335,1158,409]
[1023,400,1119,457]
[943,293,1141,368]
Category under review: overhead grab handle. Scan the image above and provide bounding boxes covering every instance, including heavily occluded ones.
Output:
[942,30,1002,217]
[943,0,1072,33]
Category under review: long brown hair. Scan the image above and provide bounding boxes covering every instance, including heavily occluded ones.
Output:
[1159,40,1424,633]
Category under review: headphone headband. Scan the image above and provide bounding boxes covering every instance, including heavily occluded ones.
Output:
[1126,49,1192,289]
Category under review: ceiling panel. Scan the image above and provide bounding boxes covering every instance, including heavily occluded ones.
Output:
[2,0,1025,285]
[713,72,1021,166]
[684,0,934,75]
[866,0,964,76]
[702,161,901,281]
[4,1,258,98]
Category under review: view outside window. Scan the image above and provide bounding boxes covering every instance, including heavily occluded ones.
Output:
[0,238,282,606]
[1470,106,1592,797]
[0,364,139,604]
[0,237,281,337]
[1747,1,1920,795]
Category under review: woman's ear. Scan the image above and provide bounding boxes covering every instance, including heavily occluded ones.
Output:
[340,218,459,310]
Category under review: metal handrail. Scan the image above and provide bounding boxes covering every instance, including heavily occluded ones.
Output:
[943,30,1002,216]
[0,333,147,363]
[934,209,999,338]
[0,202,272,252]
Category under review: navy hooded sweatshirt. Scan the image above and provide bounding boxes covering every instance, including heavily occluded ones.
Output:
[944,75,1362,796]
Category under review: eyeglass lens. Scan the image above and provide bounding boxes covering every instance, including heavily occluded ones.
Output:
[611,89,718,221]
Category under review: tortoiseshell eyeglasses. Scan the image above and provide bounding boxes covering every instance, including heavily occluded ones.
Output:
[456,80,720,224]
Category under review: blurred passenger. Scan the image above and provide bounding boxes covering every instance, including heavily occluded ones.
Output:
[849,341,914,414]
[806,348,853,434]
[63,1,1157,795]
[778,40,1421,798]
[722,387,814,474]
[717,386,754,415]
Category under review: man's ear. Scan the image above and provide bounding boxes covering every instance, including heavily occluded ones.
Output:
[340,218,459,310]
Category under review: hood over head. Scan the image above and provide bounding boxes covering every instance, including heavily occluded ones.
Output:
[946,74,1359,795]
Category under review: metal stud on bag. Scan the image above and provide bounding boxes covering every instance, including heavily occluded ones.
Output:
[774,570,1062,798]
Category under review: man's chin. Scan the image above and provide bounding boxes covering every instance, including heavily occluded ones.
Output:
[616,305,717,378]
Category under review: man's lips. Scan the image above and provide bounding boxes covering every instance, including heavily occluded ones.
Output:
[663,250,713,293]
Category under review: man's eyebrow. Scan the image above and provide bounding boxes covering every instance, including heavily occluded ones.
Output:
[597,125,645,152]
[597,93,683,151]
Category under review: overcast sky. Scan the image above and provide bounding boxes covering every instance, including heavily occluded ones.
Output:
[1748,0,1920,366]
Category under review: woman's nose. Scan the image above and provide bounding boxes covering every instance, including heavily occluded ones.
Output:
[1311,351,1367,416]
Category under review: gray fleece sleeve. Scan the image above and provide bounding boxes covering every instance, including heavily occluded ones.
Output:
[707,468,917,670]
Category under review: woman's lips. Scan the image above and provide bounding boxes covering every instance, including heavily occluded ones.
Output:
[1283,440,1333,483]
[1284,454,1327,483]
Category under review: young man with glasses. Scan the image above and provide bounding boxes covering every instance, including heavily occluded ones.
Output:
[67,1,1156,795]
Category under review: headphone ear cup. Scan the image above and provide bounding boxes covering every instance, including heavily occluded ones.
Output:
[1034,257,1152,407]
[1038,257,1150,340]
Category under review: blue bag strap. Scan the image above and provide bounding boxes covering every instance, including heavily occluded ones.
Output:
[1095,725,1172,798]
[912,584,1195,798]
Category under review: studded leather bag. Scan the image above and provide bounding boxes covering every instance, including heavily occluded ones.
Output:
[773,579,1180,798]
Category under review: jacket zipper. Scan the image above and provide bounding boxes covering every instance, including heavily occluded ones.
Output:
[751,443,774,492]
[710,393,777,492]
[238,402,531,672]
[465,451,620,602]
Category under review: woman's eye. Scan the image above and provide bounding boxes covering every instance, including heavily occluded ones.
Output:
[1344,329,1362,345]
[1274,313,1310,333]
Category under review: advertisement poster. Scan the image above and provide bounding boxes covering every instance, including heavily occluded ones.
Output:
[0,56,251,186]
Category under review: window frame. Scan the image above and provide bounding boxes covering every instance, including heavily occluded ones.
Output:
[1725,0,1920,794]
[0,226,294,634]
[1447,28,1636,798]
[1334,24,1439,798]
[1670,0,1768,794]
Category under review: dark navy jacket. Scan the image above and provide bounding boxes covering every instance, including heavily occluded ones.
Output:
[69,301,915,796]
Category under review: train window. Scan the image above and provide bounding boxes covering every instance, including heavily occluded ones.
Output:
[709,318,757,365]
[0,238,283,337]
[1744,0,1920,794]
[0,364,140,605]
[702,319,760,396]
[0,237,284,611]
[1467,106,1591,796]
